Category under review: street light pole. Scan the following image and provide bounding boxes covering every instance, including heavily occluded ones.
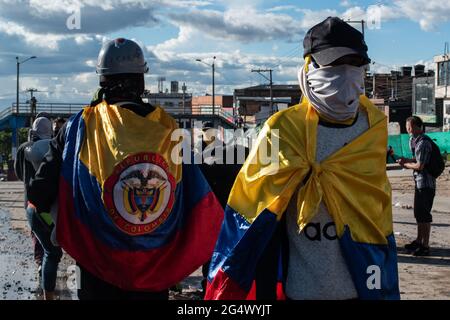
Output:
[212,56,215,116]
[16,57,19,115]
[13,55,36,160]
[269,69,273,114]
[196,56,216,115]
[16,56,36,114]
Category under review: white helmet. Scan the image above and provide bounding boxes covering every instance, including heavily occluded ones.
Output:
[96,38,149,76]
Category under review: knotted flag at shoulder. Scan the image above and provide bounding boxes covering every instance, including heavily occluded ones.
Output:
[57,101,224,291]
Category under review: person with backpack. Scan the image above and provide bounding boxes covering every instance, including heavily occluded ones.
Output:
[397,116,443,256]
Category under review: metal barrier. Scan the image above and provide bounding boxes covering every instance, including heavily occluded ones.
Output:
[11,102,86,115]
[1,103,237,126]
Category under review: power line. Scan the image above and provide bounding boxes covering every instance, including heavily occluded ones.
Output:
[251,69,274,115]
[266,45,301,70]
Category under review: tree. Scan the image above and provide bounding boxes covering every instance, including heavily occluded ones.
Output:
[0,130,12,162]
[0,127,30,163]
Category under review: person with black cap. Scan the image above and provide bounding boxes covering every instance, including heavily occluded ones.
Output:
[205,17,399,300]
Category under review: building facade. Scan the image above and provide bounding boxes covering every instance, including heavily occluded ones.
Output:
[434,54,450,131]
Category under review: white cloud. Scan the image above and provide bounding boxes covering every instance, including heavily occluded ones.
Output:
[160,0,212,8]
[340,0,354,8]
[0,18,67,50]
[341,6,366,20]
[74,72,96,83]
[15,72,97,103]
[1,0,449,108]
[151,25,196,54]
[85,59,96,67]
[168,7,303,43]
[340,1,450,31]
[296,9,339,30]
[266,5,298,13]
[75,35,94,45]
[394,0,450,31]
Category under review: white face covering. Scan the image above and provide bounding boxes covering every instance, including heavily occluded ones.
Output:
[298,62,365,121]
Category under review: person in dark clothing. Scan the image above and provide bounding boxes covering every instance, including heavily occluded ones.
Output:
[29,41,160,301]
[198,122,248,296]
[199,122,248,207]
[28,38,223,300]
[15,117,62,300]
[16,126,45,270]
[52,117,66,137]
[15,118,52,208]
[398,116,436,256]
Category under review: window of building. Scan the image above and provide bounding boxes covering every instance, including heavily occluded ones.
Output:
[414,82,434,114]
[445,103,450,116]
[438,60,450,86]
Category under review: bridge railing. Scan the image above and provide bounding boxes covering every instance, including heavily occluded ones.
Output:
[10,103,86,116]
[0,106,12,120]
[163,106,236,124]
[2,103,237,126]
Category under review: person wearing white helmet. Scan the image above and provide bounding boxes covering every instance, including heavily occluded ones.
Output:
[28,38,224,300]
[15,117,62,300]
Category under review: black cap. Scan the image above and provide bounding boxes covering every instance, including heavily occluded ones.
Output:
[303,17,370,66]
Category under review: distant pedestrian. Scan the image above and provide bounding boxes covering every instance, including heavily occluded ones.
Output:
[398,116,438,256]
[53,117,66,137]
[198,121,248,296]
[14,117,62,300]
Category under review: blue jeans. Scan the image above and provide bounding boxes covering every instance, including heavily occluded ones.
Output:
[26,206,62,292]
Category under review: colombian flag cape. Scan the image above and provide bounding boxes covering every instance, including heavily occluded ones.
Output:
[57,102,224,291]
[206,96,400,300]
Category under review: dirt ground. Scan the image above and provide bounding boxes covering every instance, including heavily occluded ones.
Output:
[388,165,450,299]
[1,166,449,300]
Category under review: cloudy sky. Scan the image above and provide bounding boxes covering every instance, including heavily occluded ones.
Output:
[0,0,449,109]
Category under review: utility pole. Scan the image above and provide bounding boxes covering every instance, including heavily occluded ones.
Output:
[372,73,376,98]
[390,77,394,101]
[251,69,274,115]
[26,88,39,101]
[212,57,215,116]
[16,57,19,115]
[444,42,449,99]
[182,82,187,114]
[14,55,36,160]
[157,76,166,93]
[346,20,365,37]
[26,88,39,125]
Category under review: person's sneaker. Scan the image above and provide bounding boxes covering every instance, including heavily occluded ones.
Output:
[413,246,430,256]
[404,240,420,252]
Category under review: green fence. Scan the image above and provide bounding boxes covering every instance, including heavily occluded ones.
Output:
[387,132,450,162]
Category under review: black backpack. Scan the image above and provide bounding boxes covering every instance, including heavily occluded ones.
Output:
[420,135,445,179]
